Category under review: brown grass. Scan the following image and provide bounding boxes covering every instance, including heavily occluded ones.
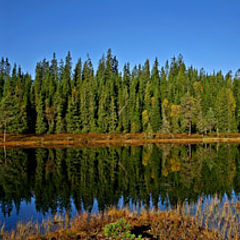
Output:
[2,197,240,240]
[0,208,220,240]
[1,133,240,149]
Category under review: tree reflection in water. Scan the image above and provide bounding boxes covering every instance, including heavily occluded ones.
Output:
[0,144,239,222]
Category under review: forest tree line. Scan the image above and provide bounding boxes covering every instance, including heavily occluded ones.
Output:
[0,49,240,135]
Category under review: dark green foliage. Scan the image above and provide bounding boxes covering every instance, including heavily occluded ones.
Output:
[150,95,161,132]
[0,51,240,134]
[35,94,47,134]
[104,218,143,239]
[66,89,81,133]
[216,88,237,133]
[180,92,195,135]
[0,66,28,134]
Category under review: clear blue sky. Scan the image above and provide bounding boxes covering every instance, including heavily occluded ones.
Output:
[1,0,240,76]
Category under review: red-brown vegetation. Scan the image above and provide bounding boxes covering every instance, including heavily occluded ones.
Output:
[1,133,240,149]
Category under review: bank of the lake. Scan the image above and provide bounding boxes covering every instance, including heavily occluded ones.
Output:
[0,207,235,240]
[1,133,240,148]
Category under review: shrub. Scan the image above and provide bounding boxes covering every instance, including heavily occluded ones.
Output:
[104,218,143,240]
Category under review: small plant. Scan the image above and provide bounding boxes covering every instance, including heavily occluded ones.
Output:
[104,218,142,239]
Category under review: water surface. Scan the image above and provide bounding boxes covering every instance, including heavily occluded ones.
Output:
[0,144,240,230]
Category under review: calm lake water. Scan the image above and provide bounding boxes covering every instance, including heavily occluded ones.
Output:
[0,144,240,230]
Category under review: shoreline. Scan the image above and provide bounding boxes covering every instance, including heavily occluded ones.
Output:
[1,133,240,148]
[0,207,223,239]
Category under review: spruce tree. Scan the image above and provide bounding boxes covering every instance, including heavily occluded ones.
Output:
[35,94,47,134]
[193,81,207,135]
[161,99,171,133]
[150,60,161,132]
[180,92,195,135]
[205,107,216,133]
[170,104,181,133]
[66,89,81,133]
[216,88,237,133]
[109,96,118,132]
[150,90,161,132]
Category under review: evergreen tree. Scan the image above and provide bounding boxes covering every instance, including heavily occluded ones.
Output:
[109,96,118,132]
[1,52,240,136]
[180,92,195,135]
[170,104,181,133]
[233,70,240,130]
[142,81,152,131]
[150,58,162,131]
[150,94,161,132]
[161,99,171,133]
[66,89,81,133]
[193,82,207,135]
[118,63,130,132]
[216,88,237,133]
[35,94,47,134]
[205,107,216,133]
[72,58,82,89]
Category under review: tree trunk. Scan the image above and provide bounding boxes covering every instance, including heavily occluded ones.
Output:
[4,145,6,164]
[188,120,191,135]
[188,144,192,159]
[3,121,6,143]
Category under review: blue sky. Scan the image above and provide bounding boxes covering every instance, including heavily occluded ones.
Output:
[1,0,240,76]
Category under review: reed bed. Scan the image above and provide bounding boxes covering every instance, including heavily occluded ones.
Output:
[1,197,240,239]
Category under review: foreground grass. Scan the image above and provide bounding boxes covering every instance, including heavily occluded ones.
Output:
[1,198,240,240]
[0,210,215,240]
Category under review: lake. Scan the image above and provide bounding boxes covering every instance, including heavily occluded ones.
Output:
[0,144,240,230]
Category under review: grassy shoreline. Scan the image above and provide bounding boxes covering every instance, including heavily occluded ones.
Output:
[1,133,240,148]
[0,207,224,240]
[2,197,240,240]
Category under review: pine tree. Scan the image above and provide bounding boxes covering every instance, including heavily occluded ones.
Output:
[150,89,161,132]
[142,81,152,131]
[66,89,81,133]
[72,58,82,89]
[55,96,66,133]
[109,96,118,132]
[159,62,168,101]
[34,61,47,133]
[44,53,58,133]
[118,63,130,132]
[79,58,97,133]
[0,65,29,135]
[233,71,240,130]
[205,107,216,133]
[0,96,16,141]
[36,94,47,134]
[170,104,181,133]
[131,94,142,133]
[0,58,10,101]
[180,92,195,135]
[161,99,171,133]
[193,81,207,135]
[216,88,237,133]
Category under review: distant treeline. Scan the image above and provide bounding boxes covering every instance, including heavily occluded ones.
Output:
[0,49,240,134]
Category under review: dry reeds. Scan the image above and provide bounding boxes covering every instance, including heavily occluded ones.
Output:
[1,198,240,239]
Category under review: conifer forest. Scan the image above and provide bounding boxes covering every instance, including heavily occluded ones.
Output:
[1,49,240,135]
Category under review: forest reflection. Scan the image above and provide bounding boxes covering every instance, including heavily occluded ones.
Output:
[0,144,239,218]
